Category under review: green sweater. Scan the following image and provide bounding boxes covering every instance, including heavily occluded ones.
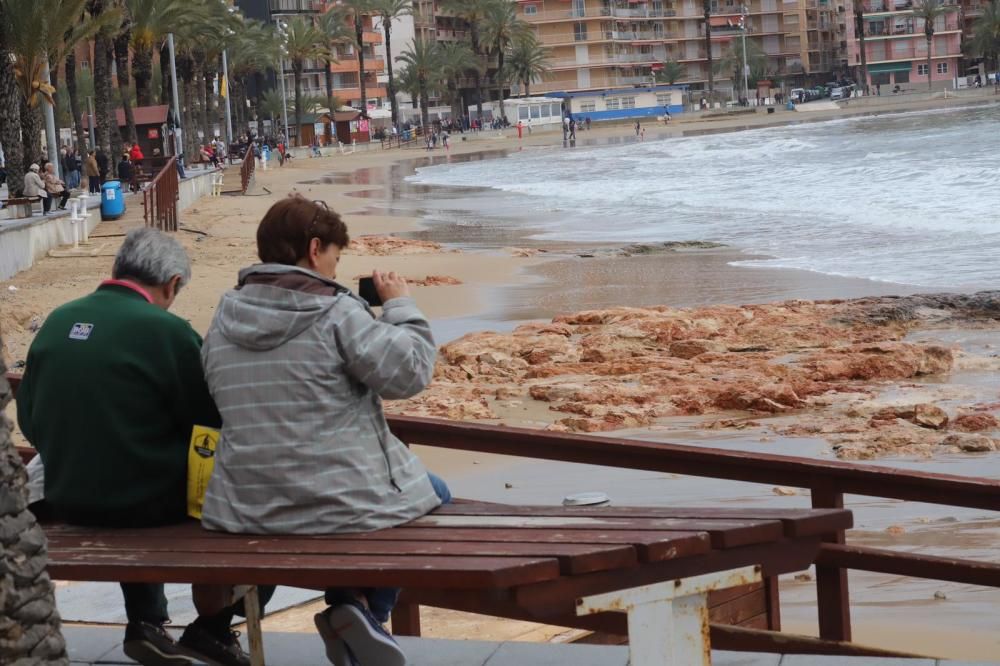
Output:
[16,282,220,525]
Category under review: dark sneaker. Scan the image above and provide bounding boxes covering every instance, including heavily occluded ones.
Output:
[177,623,250,666]
[314,602,405,666]
[122,621,193,666]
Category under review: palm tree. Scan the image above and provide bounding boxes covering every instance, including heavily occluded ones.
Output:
[439,0,493,118]
[258,88,286,127]
[396,36,439,130]
[506,33,548,97]
[114,13,138,145]
[0,0,26,195]
[0,346,69,663]
[395,62,420,110]
[433,40,472,119]
[342,0,374,116]
[714,37,766,97]
[480,0,530,120]
[281,16,329,144]
[4,0,116,164]
[655,60,686,85]
[970,0,1000,72]
[229,20,279,130]
[317,7,353,141]
[853,0,869,92]
[912,0,950,90]
[127,0,188,106]
[703,0,714,93]
[371,0,411,127]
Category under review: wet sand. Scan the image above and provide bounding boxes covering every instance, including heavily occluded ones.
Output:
[3,97,1000,658]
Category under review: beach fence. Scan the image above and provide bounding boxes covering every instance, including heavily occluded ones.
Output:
[386,415,1000,656]
[239,143,255,194]
[142,156,179,232]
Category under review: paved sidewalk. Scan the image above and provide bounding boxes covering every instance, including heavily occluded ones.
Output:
[63,626,998,666]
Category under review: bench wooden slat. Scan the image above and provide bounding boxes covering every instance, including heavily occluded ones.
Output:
[434,502,854,538]
[45,536,637,576]
[42,523,711,564]
[47,551,562,589]
[412,514,785,549]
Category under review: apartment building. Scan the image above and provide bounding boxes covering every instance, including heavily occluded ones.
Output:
[844,0,962,88]
[518,0,844,95]
[236,0,387,109]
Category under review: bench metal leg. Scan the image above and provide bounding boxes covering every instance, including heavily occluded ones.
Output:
[243,586,265,666]
[576,565,761,666]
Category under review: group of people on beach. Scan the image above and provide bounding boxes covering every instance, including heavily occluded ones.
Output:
[17,195,444,666]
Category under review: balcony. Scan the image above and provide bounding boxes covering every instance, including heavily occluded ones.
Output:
[548,51,672,69]
[330,57,385,74]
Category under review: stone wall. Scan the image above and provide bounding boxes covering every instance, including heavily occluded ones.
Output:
[0,342,68,664]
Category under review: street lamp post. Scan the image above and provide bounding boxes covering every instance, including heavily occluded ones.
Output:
[275,20,291,144]
[740,5,750,104]
[222,49,234,150]
[167,33,184,166]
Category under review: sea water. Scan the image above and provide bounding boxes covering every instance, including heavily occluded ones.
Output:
[408,105,1000,291]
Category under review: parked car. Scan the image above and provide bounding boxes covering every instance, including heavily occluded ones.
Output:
[830,86,848,100]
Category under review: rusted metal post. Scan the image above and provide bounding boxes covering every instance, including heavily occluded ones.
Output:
[812,485,852,642]
[390,602,422,636]
[577,565,762,666]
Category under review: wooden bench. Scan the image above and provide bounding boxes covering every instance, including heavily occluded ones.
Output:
[5,373,853,664]
[1,195,42,218]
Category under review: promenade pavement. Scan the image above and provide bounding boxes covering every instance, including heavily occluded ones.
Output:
[63,626,998,666]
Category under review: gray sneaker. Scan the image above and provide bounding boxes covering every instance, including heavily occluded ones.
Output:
[314,602,405,666]
[122,621,193,666]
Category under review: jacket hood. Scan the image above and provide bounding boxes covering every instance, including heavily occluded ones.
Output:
[214,264,349,351]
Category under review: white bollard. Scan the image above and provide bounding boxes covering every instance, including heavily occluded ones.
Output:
[78,194,92,244]
[68,199,81,249]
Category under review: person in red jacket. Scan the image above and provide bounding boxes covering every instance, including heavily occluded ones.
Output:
[129,142,144,162]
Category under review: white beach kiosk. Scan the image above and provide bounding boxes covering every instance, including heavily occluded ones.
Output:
[471,97,565,127]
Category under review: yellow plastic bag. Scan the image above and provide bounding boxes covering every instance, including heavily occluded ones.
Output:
[187,425,220,519]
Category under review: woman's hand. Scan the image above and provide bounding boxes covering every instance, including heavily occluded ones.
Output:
[373,270,410,302]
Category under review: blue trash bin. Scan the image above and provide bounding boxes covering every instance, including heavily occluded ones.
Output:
[100,180,125,221]
[786,100,796,111]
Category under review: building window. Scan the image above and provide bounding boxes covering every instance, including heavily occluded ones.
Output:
[917,64,928,75]
[606,97,620,109]
[895,70,910,83]
[620,96,636,108]
[656,93,672,106]
[580,101,597,112]
[574,22,587,40]
[524,4,538,15]
[937,62,948,74]
[80,60,90,70]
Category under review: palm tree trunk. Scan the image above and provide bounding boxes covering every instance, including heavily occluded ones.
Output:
[21,98,42,168]
[202,64,214,143]
[93,33,114,154]
[471,24,484,117]
[926,29,934,90]
[703,0,714,93]
[0,349,68,664]
[419,81,429,130]
[66,50,88,154]
[0,9,25,196]
[325,59,336,142]
[294,61,304,145]
[383,20,399,127]
[115,29,138,145]
[355,15,368,117]
[496,49,506,120]
[134,46,154,107]
[106,43,124,166]
[160,43,172,106]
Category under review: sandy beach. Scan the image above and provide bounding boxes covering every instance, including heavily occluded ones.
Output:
[4,91,1000,659]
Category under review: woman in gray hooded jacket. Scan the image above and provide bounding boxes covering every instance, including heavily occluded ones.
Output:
[200,195,450,666]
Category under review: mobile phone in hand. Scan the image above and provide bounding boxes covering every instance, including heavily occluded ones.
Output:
[358,276,382,307]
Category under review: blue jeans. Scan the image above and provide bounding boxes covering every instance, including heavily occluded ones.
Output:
[324,472,451,623]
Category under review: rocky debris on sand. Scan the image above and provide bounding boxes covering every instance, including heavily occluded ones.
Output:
[351,274,462,287]
[950,413,999,432]
[508,247,541,257]
[386,292,1000,459]
[347,235,452,256]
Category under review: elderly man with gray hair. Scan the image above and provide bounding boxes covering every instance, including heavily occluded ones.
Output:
[17,228,254,666]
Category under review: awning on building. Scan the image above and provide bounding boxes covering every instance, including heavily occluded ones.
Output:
[867,61,913,73]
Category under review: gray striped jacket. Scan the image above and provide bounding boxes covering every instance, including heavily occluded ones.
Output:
[200,264,441,534]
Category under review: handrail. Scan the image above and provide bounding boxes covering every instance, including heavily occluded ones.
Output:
[239,143,255,194]
[7,371,1000,649]
[142,156,179,232]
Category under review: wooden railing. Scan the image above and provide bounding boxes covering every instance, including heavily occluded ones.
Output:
[239,143,255,194]
[7,369,1000,653]
[383,415,1000,646]
[142,156,179,232]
